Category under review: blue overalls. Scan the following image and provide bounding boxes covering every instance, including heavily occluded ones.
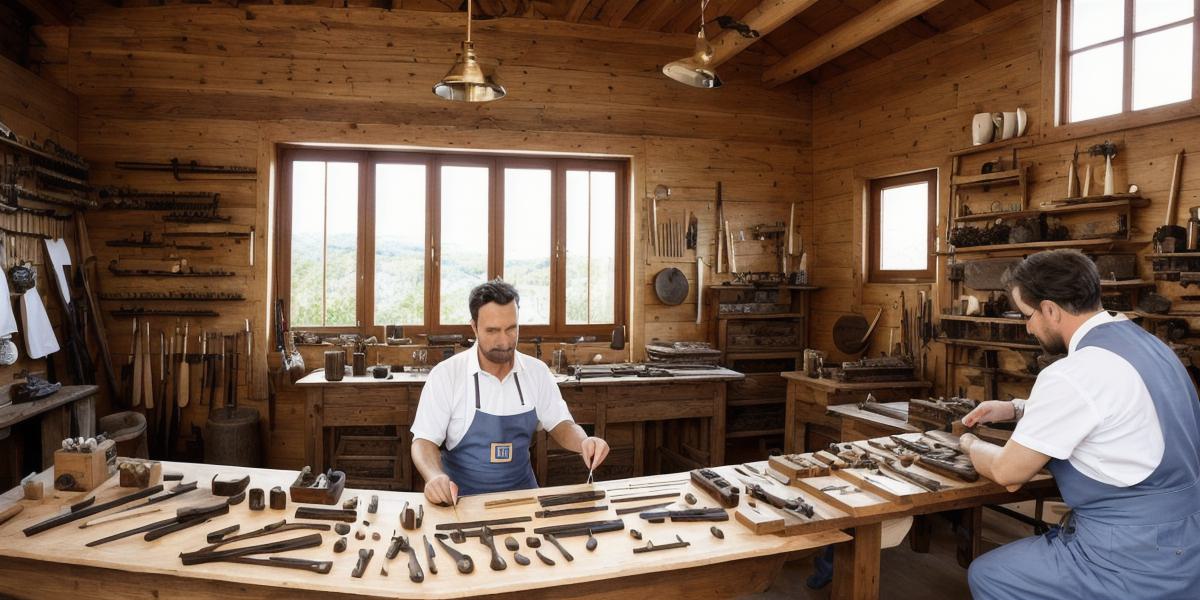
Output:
[969,320,1200,599]
[440,370,540,496]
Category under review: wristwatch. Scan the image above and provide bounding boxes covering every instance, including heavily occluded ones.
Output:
[1012,400,1024,421]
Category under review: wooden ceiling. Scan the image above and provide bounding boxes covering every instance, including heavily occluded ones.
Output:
[399,0,1020,83]
[19,0,1019,84]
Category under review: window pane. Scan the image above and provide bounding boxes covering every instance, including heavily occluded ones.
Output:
[1133,24,1193,110]
[290,161,325,327]
[878,182,929,271]
[1135,0,1193,32]
[565,170,616,325]
[440,165,489,325]
[503,168,552,325]
[290,161,358,327]
[375,163,426,326]
[1069,42,1125,121]
[1071,0,1125,49]
[324,162,359,326]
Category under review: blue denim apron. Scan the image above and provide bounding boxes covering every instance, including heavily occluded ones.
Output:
[440,371,539,496]
[969,320,1200,599]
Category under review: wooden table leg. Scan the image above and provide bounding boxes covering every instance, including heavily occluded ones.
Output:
[40,407,70,469]
[305,389,323,473]
[710,384,725,466]
[72,395,96,438]
[785,382,797,454]
[956,506,983,568]
[831,522,882,600]
[909,514,932,553]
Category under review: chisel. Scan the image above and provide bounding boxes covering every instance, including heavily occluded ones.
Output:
[178,322,190,408]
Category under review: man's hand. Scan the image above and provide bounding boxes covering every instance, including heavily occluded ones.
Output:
[959,432,980,455]
[962,400,1017,427]
[580,436,610,470]
[423,473,459,506]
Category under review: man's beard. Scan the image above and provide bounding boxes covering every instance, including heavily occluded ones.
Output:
[1036,331,1068,355]
[482,346,514,364]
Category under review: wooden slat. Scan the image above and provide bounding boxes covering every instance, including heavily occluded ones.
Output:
[564,0,590,21]
[762,0,946,87]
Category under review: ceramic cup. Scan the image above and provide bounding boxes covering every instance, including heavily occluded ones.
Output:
[971,113,994,145]
[1016,107,1028,136]
[1001,111,1017,139]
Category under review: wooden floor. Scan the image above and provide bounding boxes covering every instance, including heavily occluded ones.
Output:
[751,505,1038,600]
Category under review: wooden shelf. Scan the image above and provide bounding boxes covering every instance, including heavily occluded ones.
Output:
[1127,310,1200,320]
[717,312,805,320]
[1145,253,1200,258]
[949,137,1034,157]
[725,351,802,360]
[939,315,1024,324]
[951,168,1024,188]
[938,337,1041,351]
[726,397,785,408]
[725,428,785,439]
[949,238,1119,255]
[954,197,1147,224]
[708,284,819,291]
[1037,193,1145,208]
[1100,279,1155,288]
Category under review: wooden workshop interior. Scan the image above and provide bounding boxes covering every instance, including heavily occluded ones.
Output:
[0,0,1196,598]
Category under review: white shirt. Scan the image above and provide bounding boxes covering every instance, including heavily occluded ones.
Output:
[1011,311,1164,487]
[411,345,574,451]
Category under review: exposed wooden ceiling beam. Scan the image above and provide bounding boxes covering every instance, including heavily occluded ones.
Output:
[603,0,640,27]
[762,0,944,87]
[709,0,819,67]
[14,0,71,26]
[564,0,589,22]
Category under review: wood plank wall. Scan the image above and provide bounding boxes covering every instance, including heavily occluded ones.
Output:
[810,0,1200,401]
[46,5,811,469]
[0,55,80,486]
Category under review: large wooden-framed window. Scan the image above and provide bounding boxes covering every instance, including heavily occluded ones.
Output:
[277,147,629,338]
[1061,0,1196,123]
[867,170,937,284]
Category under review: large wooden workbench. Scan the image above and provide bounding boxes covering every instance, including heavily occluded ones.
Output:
[0,429,1056,600]
[782,372,931,452]
[297,368,744,490]
[0,461,848,600]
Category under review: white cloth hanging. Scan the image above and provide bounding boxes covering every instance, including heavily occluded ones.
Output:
[0,270,17,337]
[21,288,59,359]
[43,238,73,307]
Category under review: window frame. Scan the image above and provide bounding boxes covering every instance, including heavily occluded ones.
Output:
[276,146,629,340]
[1060,0,1198,124]
[867,169,938,285]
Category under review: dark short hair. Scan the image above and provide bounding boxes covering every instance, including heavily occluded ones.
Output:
[469,279,520,322]
[1002,249,1101,315]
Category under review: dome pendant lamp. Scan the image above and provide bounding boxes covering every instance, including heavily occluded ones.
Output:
[662,0,722,89]
[433,1,506,102]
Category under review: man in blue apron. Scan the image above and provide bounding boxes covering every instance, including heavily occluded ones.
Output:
[961,249,1200,599]
[411,280,611,504]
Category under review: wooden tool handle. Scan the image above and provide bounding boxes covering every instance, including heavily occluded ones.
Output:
[0,503,24,526]
[1166,150,1185,226]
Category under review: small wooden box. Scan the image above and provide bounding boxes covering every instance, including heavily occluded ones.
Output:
[53,439,117,492]
[289,469,346,505]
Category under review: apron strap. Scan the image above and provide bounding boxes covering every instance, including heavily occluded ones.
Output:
[473,368,526,409]
[473,372,481,409]
[513,372,525,406]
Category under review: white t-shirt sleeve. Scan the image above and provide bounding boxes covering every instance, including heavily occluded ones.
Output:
[528,360,573,432]
[1010,368,1101,459]
[411,366,453,447]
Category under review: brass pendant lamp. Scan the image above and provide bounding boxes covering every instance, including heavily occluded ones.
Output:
[662,0,722,89]
[433,1,506,102]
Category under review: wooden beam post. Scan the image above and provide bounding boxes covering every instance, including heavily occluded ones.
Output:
[709,0,820,67]
[762,0,944,87]
[13,0,71,26]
